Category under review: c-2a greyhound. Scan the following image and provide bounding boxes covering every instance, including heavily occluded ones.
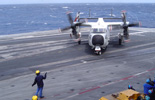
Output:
[61,11,140,55]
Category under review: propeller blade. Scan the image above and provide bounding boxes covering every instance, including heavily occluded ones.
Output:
[75,21,85,26]
[67,12,73,25]
[74,12,80,22]
[61,26,71,31]
[61,11,84,40]
[128,22,139,27]
[121,11,140,39]
[122,11,127,25]
[121,11,129,39]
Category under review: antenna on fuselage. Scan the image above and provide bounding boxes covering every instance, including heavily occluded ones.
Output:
[104,8,114,17]
[110,8,114,17]
[89,9,91,18]
[111,8,113,17]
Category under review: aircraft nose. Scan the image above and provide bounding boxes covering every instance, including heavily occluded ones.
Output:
[92,35,104,45]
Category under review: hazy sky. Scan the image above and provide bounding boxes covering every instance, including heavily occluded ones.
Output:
[0,0,155,4]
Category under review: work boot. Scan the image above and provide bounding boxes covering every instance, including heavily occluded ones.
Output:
[40,96,44,98]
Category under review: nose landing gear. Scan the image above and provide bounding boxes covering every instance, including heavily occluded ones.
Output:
[95,46,102,55]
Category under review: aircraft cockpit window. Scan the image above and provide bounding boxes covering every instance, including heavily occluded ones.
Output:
[93,29,98,33]
[92,28,106,33]
[99,29,104,32]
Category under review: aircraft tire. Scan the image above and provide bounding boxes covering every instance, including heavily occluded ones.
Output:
[78,40,81,45]
[119,38,122,45]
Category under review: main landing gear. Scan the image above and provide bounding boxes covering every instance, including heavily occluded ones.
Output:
[118,33,124,45]
[78,40,81,45]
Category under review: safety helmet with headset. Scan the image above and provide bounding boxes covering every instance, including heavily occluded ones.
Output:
[32,95,38,100]
[35,70,40,75]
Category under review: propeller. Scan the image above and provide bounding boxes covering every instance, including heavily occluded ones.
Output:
[121,11,139,39]
[61,12,84,39]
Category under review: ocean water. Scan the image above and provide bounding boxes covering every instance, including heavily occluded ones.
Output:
[0,3,155,35]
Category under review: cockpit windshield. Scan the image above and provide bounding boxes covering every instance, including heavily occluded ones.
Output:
[92,28,106,33]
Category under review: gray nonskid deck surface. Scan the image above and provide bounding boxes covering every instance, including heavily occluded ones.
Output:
[0,27,155,100]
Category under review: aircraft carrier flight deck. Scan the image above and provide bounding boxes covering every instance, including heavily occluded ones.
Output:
[0,27,155,100]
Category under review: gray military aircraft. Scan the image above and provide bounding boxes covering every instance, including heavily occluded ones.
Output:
[61,11,139,55]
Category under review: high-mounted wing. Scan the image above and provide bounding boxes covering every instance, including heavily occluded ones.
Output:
[106,22,129,30]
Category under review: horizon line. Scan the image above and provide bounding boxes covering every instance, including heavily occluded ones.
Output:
[0,2,155,5]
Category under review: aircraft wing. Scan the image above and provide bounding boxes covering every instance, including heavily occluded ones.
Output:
[106,22,129,26]
[80,22,97,27]
[79,18,103,27]
[106,22,129,30]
